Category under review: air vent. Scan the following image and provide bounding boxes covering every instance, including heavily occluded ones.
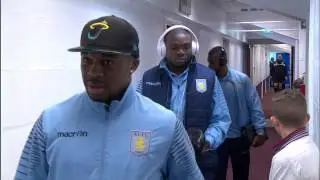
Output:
[241,8,264,12]
[179,0,191,16]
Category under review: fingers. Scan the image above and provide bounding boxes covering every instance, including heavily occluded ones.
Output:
[251,137,258,147]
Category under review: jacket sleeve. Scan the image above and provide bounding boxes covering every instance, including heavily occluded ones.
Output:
[136,79,143,93]
[15,114,48,180]
[205,76,231,149]
[244,77,266,134]
[166,119,204,180]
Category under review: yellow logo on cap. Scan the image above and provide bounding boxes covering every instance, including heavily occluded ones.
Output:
[88,20,110,40]
[90,20,110,30]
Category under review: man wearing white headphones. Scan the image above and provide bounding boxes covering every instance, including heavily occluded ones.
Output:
[137,25,231,179]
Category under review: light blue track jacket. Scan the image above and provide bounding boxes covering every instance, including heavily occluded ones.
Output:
[218,69,266,138]
[15,83,204,180]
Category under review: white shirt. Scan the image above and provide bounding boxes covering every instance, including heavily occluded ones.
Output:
[269,136,319,180]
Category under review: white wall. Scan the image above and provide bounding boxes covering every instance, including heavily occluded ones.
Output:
[250,45,270,85]
[298,28,307,78]
[294,39,300,79]
[197,29,223,65]
[1,0,246,179]
[228,41,244,72]
[307,0,320,149]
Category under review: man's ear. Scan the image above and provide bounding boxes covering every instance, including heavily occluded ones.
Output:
[270,116,279,127]
[130,59,139,74]
[305,113,310,123]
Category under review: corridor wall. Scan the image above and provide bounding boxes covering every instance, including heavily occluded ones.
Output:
[308,0,320,149]
[250,45,270,86]
[228,41,244,72]
[1,0,248,179]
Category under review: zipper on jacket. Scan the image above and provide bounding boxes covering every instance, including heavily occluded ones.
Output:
[100,106,110,179]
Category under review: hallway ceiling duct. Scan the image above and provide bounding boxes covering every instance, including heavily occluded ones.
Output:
[179,0,192,16]
[235,0,309,21]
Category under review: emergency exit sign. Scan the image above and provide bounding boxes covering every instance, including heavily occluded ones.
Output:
[262,29,272,33]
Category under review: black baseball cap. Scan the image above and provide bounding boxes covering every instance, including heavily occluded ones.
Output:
[208,46,227,65]
[68,15,139,58]
[209,46,226,57]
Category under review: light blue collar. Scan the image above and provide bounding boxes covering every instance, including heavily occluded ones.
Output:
[219,68,232,81]
[159,60,189,78]
[85,82,136,115]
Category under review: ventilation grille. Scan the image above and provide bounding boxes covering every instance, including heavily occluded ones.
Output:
[179,0,191,16]
[241,8,264,12]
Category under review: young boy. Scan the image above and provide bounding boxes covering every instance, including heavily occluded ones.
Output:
[269,89,319,180]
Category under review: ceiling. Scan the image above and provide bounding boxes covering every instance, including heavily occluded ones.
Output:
[212,0,308,45]
[236,0,309,21]
[213,0,309,20]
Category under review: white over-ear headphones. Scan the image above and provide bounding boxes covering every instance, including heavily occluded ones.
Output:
[156,25,200,59]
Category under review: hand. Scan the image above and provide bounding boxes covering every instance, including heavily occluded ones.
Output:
[186,128,206,155]
[201,141,211,153]
[251,135,267,147]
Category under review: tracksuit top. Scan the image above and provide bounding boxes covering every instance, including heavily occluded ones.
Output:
[15,83,204,180]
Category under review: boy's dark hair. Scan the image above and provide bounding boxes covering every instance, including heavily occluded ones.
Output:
[272,89,308,127]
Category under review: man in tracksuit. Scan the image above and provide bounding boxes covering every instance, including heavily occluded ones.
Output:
[207,46,268,180]
[15,15,204,180]
[273,54,287,92]
[137,26,231,180]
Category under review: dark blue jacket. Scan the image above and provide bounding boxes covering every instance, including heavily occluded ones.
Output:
[141,61,222,179]
[141,62,215,133]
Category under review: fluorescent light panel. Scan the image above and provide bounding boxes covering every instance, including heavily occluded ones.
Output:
[229,28,298,32]
[229,20,288,24]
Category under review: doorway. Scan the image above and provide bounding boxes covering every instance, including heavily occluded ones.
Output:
[242,43,251,77]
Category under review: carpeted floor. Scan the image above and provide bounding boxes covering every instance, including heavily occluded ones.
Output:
[262,90,274,118]
[225,89,282,180]
[226,128,281,180]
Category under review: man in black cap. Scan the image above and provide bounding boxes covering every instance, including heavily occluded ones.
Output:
[15,15,204,180]
[208,46,267,180]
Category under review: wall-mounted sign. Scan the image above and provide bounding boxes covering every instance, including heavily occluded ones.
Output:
[179,0,191,16]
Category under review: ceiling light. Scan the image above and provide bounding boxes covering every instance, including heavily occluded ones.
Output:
[228,28,298,32]
[229,21,288,24]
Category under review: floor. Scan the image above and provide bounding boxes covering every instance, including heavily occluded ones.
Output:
[226,128,280,180]
[262,90,274,118]
[226,89,281,180]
